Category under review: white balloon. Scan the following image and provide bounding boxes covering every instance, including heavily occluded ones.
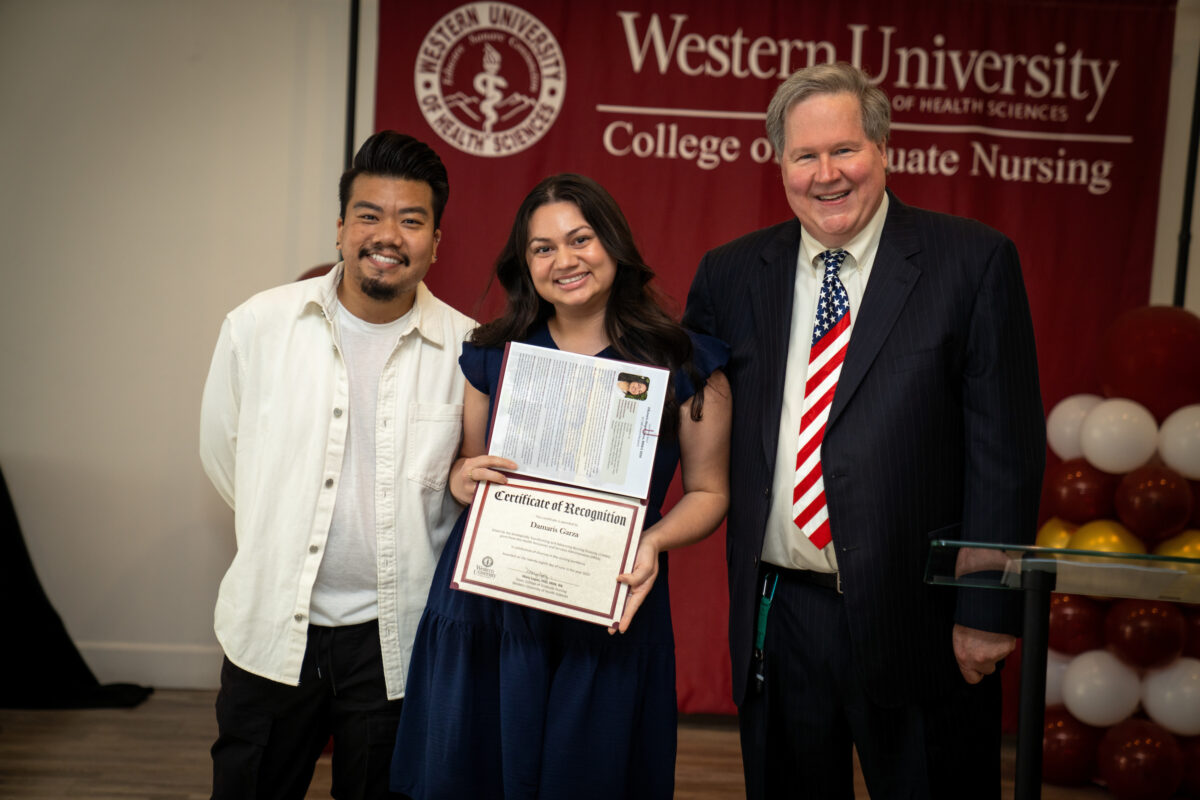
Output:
[1079,398,1159,474]
[1158,405,1200,480]
[1142,656,1200,736]
[1061,649,1140,727]
[1047,394,1103,461]
[1045,649,1073,707]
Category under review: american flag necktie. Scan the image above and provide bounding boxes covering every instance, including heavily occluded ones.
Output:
[793,248,851,549]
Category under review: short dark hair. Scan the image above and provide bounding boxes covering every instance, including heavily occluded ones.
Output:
[337,131,449,227]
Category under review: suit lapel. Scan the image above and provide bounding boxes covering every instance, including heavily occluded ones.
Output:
[828,194,922,428]
[749,219,802,469]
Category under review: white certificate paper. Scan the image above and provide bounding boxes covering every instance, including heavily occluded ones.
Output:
[452,475,648,626]
[486,342,669,501]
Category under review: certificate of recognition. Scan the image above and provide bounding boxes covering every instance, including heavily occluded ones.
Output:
[452,476,648,626]
[450,342,669,625]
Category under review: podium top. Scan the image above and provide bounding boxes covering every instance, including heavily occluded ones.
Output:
[926,540,1200,603]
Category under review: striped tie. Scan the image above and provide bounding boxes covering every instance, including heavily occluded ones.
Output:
[793,249,851,549]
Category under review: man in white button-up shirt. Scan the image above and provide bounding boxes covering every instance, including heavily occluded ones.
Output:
[200,131,474,799]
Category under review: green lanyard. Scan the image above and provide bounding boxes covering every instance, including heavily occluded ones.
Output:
[755,574,778,652]
[753,573,778,692]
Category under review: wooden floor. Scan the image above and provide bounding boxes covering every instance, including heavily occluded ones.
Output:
[0,689,1110,799]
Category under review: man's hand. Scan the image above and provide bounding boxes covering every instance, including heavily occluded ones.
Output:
[953,624,1017,684]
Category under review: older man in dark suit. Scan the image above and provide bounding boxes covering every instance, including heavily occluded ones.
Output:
[684,63,1045,799]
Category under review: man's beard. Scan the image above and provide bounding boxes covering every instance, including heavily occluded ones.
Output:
[357,247,405,301]
[359,274,399,301]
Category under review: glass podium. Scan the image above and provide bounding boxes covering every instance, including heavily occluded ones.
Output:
[926,541,1200,800]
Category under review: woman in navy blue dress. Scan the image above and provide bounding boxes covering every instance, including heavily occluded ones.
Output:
[391,174,731,800]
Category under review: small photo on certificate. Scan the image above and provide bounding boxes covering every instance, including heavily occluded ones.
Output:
[451,475,647,627]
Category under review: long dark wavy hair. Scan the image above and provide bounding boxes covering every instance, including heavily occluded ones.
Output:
[472,173,706,427]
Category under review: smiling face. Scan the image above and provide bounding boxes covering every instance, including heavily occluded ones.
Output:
[526,201,617,317]
[336,174,440,322]
[780,91,888,249]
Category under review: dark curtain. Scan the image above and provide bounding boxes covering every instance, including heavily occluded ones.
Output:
[0,465,152,708]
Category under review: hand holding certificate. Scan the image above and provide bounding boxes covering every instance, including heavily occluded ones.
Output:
[452,343,670,626]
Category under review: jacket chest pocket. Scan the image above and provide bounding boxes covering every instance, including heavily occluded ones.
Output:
[405,403,464,490]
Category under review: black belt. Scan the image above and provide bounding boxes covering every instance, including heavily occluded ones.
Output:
[770,565,842,593]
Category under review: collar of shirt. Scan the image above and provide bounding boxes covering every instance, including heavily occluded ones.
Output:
[297,262,448,350]
[799,191,890,282]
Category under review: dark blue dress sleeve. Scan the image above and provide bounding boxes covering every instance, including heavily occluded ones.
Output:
[672,332,730,405]
[458,341,491,395]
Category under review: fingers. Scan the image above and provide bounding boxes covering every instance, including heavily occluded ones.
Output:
[955,656,997,685]
[465,457,517,486]
[615,593,646,634]
[616,562,653,586]
[958,664,983,684]
[612,564,658,635]
[452,457,516,505]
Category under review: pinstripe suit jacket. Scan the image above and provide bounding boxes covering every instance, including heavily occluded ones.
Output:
[684,192,1045,707]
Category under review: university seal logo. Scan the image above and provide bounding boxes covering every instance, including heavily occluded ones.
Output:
[415,3,566,157]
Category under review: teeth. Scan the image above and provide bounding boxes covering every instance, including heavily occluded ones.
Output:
[371,254,401,265]
[556,274,586,286]
[818,191,850,201]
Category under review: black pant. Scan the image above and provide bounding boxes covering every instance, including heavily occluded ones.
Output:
[211,619,407,800]
[738,571,1002,800]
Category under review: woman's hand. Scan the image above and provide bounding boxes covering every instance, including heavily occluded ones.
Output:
[450,454,517,505]
[610,532,662,634]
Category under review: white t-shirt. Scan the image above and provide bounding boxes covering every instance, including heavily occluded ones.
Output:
[309,299,416,626]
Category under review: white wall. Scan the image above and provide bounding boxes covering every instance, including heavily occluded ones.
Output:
[0,0,1196,690]
[0,0,360,688]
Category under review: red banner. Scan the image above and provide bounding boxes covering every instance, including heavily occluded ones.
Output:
[377,0,1177,714]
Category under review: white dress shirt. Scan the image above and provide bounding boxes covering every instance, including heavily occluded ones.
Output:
[200,264,474,699]
[762,194,889,573]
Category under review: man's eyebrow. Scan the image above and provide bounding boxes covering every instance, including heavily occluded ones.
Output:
[351,201,429,216]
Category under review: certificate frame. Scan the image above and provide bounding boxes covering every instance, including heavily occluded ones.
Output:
[451,474,647,626]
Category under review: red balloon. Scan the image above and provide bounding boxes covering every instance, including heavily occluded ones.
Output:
[1180,735,1200,797]
[1098,718,1184,800]
[1049,594,1106,655]
[1100,305,1200,423]
[1042,707,1102,786]
[1046,458,1121,524]
[1184,608,1200,660]
[1116,465,1194,545]
[1105,599,1187,669]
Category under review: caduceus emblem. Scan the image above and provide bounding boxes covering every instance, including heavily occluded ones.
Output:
[473,44,508,134]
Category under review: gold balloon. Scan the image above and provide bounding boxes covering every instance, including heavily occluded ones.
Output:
[1153,529,1200,560]
[1036,516,1077,549]
[1067,519,1146,554]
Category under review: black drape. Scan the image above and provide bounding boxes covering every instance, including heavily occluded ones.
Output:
[1,465,152,708]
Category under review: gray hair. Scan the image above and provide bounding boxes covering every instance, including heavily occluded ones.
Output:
[765,63,891,158]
